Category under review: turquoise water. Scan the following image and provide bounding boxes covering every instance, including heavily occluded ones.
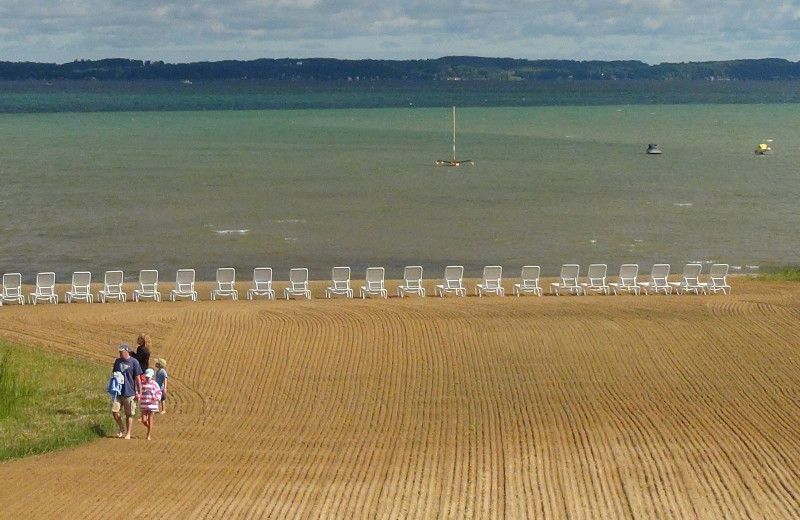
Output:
[1,105,798,282]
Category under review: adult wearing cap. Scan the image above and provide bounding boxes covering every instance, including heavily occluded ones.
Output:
[111,343,143,439]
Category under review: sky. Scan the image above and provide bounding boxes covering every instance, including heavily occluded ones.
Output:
[1,0,798,65]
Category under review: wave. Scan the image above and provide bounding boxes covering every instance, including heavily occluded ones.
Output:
[213,229,250,235]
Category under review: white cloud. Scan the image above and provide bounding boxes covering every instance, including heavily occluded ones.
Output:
[0,0,797,63]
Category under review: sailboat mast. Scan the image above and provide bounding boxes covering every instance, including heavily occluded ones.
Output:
[452,106,457,162]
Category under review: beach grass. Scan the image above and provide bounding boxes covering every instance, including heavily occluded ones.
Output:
[757,266,800,282]
[0,340,113,461]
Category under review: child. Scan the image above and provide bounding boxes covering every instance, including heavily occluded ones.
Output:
[155,358,169,414]
[139,368,162,440]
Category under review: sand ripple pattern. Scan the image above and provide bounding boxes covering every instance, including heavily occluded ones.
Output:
[1,280,800,519]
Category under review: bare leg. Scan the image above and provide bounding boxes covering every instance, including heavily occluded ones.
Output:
[145,412,153,440]
[125,414,133,439]
[113,412,125,437]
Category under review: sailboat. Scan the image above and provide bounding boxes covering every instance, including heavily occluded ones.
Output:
[435,106,473,166]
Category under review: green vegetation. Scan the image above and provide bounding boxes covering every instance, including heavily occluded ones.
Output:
[0,354,35,418]
[0,341,113,461]
[2,57,800,82]
[758,267,800,282]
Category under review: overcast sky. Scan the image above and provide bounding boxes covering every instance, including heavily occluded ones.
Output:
[1,0,798,65]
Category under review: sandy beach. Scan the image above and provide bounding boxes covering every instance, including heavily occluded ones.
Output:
[1,276,799,519]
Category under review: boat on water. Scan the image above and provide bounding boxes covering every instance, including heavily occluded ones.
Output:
[436,106,473,166]
[645,144,662,154]
[755,143,772,155]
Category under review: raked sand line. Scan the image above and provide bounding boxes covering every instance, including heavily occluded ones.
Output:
[1,279,800,518]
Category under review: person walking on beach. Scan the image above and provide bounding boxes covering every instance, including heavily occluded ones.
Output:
[139,368,162,441]
[133,333,151,374]
[111,344,142,439]
[155,358,168,414]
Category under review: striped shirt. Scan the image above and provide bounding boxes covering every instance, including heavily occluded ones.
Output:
[140,380,162,412]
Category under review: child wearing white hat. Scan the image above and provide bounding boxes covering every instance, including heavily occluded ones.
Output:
[139,368,162,440]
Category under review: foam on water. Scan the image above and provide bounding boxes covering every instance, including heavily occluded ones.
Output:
[213,229,250,235]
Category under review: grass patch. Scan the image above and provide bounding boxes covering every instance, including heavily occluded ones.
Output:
[758,267,800,282]
[0,340,114,461]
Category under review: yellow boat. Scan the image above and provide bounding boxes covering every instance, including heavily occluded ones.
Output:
[755,143,772,155]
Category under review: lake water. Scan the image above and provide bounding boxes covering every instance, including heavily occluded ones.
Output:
[1,104,798,283]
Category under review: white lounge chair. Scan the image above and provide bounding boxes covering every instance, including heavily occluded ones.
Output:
[29,271,58,304]
[98,270,127,303]
[1,273,25,305]
[670,263,705,295]
[247,267,276,300]
[435,265,466,297]
[512,265,542,297]
[703,263,731,295]
[360,267,388,298]
[581,264,609,295]
[639,264,673,295]
[397,265,425,297]
[170,269,198,301]
[476,265,504,296]
[609,264,640,295]
[284,268,311,300]
[550,264,584,295]
[133,270,161,302]
[211,267,239,300]
[65,271,93,303]
[325,267,353,298]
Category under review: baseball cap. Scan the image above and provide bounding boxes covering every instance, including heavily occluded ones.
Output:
[118,343,131,352]
[144,368,155,378]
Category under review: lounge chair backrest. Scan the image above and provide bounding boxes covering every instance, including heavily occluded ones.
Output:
[482,266,502,288]
[618,264,638,285]
[709,263,729,282]
[682,263,702,283]
[707,263,731,293]
[2,273,23,298]
[560,264,580,286]
[325,266,353,298]
[216,267,236,289]
[403,266,423,289]
[133,270,160,302]
[520,265,540,286]
[176,269,195,290]
[253,267,273,289]
[331,267,351,290]
[289,268,309,289]
[36,272,56,296]
[210,267,239,300]
[104,270,124,291]
[364,267,385,290]
[139,269,158,289]
[71,272,92,293]
[246,267,275,300]
[398,266,425,297]
[513,265,542,296]
[650,264,670,285]
[443,265,464,288]
[586,264,607,284]
[65,271,94,303]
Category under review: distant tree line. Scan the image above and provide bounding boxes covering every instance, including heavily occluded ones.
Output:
[1,56,800,82]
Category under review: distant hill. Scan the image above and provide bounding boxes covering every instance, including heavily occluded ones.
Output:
[2,56,800,81]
